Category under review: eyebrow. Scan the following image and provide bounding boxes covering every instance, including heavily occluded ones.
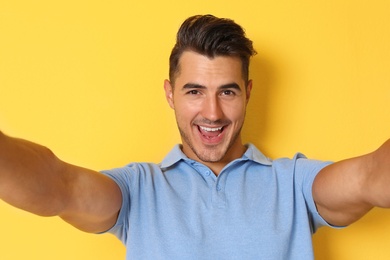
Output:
[182,83,206,90]
[182,83,242,92]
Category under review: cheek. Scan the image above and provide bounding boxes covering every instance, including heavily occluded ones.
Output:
[224,103,246,121]
[175,99,202,117]
[174,103,197,126]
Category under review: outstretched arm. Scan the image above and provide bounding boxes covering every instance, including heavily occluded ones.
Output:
[313,139,390,226]
[0,131,122,233]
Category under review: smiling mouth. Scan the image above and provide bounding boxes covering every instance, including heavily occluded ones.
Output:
[198,125,224,139]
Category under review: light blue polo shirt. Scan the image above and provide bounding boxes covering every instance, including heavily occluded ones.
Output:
[102,144,333,259]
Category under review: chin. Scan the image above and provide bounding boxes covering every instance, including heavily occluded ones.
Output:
[193,144,228,163]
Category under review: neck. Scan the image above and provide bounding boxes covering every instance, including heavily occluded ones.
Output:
[204,162,228,176]
[183,143,247,176]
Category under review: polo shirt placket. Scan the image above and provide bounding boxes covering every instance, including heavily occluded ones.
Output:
[184,159,228,209]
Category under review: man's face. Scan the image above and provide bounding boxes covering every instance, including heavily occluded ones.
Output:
[164,51,252,166]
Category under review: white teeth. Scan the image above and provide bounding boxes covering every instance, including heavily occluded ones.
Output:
[199,126,223,132]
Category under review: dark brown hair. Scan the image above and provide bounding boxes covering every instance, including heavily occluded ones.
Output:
[169,14,256,86]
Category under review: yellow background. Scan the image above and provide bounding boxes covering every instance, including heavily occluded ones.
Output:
[1,0,389,259]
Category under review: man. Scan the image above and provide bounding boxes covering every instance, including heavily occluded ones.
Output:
[0,14,389,259]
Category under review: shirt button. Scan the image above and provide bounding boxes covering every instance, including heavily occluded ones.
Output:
[205,171,211,176]
[216,185,222,191]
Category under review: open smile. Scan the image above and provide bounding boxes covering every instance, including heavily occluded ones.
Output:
[197,125,225,141]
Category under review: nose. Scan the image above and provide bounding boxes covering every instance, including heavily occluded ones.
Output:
[201,95,224,122]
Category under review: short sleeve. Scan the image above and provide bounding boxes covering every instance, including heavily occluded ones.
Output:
[293,154,335,232]
[100,165,135,244]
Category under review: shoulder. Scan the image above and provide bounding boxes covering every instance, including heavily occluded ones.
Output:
[273,153,332,172]
[100,162,164,187]
[271,153,333,189]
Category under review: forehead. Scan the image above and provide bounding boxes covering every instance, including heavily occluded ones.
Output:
[175,51,245,87]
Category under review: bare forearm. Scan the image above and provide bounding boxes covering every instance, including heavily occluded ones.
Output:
[365,139,390,208]
[0,131,69,216]
[313,138,390,226]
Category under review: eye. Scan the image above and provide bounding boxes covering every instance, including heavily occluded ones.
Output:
[221,90,235,96]
[187,90,200,95]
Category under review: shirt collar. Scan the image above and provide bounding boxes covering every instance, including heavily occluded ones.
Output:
[160,144,186,168]
[242,143,273,165]
[160,143,272,169]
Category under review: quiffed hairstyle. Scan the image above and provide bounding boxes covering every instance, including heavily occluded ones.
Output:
[169,14,257,86]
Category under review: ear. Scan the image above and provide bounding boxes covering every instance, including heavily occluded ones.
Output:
[164,79,175,109]
[245,80,253,104]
